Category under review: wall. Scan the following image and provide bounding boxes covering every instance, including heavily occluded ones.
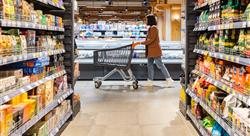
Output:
[171,9,181,41]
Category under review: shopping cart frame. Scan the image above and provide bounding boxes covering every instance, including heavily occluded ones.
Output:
[93,44,138,89]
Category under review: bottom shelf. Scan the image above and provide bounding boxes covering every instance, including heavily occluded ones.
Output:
[48,110,73,136]
[186,109,209,136]
[10,89,73,136]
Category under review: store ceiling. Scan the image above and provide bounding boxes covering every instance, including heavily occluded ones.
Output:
[77,0,183,21]
[77,0,151,21]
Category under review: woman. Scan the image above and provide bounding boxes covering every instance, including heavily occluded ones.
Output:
[132,14,174,87]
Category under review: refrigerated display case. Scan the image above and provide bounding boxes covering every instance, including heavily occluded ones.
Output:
[76,39,184,80]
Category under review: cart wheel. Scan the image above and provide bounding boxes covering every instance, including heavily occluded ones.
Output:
[95,81,102,89]
[133,81,138,89]
[135,80,138,84]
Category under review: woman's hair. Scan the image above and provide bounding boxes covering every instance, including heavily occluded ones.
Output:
[146,15,157,26]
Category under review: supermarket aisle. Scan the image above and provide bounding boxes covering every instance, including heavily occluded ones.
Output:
[61,81,198,136]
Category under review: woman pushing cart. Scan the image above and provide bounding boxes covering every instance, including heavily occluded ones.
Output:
[93,14,174,89]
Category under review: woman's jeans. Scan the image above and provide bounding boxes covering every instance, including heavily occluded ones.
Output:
[147,57,171,80]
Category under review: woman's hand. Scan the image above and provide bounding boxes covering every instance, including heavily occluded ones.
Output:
[132,42,141,48]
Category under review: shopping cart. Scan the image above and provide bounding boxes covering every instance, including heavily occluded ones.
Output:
[93,44,138,89]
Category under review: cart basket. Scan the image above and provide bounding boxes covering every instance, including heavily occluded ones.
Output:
[94,44,134,70]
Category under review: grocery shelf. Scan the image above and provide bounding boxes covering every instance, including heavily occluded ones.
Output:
[186,109,210,136]
[186,89,240,136]
[10,89,73,136]
[0,70,66,105]
[193,49,250,66]
[0,49,65,66]
[208,21,248,31]
[48,110,73,136]
[192,69,250,106]
[76,58,183,64]
[193,25,208,31]
[0,19,65,32]
[193,2,208,10]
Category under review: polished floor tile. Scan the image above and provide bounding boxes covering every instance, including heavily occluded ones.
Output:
[61,81,198,136]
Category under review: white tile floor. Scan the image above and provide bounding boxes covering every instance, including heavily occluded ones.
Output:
[61,81,198,136]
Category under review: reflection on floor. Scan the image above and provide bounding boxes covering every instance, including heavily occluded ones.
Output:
[61,81,198,136]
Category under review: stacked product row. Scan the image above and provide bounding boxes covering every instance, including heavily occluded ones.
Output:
[196,29,250,58]
[190,98,230,136]
[196,56,250,94]
[1,0,64,28]
[0,29,64,55]
[24,100,71,136]
[79,22,147,39]
[80,23,147,31]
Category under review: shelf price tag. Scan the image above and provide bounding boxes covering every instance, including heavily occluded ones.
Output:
[225,55,229,61]
[242,22,247,28]
[1,20,6,26]
[235,57,240,63]
[230,56,234,62]
[222,85,226,91]
[204,51,209,56]
[226,87,231,94]
[3,96,10,102]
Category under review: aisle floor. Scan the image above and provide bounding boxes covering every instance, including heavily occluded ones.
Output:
[61,81,198,136]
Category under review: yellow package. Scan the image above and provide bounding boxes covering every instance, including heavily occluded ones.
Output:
[20,92,28,103]
[10,95,21,105]
[179,87,186,104]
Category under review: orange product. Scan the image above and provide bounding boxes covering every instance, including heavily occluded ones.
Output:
[245,66,250,95]
[0,109,5,136]
[0,105,13,136]
[24,99,36,119]
[19,103,29,123]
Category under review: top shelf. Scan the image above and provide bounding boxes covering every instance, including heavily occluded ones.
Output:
[34,0,65,11]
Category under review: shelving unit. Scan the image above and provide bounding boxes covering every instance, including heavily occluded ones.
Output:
[0,0,76,135]
[182,0,250,135]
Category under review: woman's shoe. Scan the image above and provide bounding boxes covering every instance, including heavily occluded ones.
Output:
[144,80,154,87]
[165,78,174,87]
